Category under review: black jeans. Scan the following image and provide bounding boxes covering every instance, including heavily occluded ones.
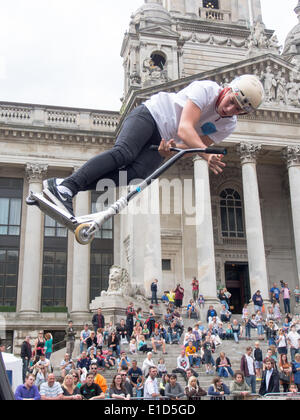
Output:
[63,105,163,193]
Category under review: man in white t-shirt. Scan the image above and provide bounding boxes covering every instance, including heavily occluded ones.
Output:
[143,367,160,400]
[287,325,300,361]
[42,75,264,216]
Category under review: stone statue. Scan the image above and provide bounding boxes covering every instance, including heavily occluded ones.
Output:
[101,265,147,303]
[261,66,276,102]
[143,57,169,84]
[268,34,281,54]
[276,71,287,104]
[286,75,300,107]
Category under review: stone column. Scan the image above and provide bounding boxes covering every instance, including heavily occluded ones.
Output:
[69,191,90,321]
[19,163,48,317]
[143,180,163,297]
[283,146,300,286]
[238,143,269,301]
[193,156,219,307]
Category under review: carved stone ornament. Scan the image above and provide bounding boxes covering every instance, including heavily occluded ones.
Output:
[237,143,262,165]
[101,265,147,303]
[282,146,300,168]
[25,163,48,182]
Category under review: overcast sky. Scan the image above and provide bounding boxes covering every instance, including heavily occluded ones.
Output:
[0,0,298,111]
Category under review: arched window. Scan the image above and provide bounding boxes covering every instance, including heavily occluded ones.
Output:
[220,188,245,238]
[150,52,166,70]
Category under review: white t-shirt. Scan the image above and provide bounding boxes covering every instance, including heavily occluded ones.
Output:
[144,80,237,144]
[245,355,255,376]
[287,331,300,349]
[144,376,159,400]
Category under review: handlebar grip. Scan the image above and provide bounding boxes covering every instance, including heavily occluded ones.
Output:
[205,148,227,155]
[149,145,159,151]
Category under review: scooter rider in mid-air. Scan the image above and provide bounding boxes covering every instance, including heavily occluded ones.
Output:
[43,75,264,216]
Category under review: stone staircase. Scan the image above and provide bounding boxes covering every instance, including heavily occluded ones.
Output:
[50,313,270,396]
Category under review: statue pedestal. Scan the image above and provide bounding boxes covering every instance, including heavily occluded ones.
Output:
[90,295,130,324]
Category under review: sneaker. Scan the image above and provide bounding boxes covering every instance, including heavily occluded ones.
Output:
[43,178,74,216]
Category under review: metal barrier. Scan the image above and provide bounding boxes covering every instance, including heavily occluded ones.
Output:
[261,392,300,400]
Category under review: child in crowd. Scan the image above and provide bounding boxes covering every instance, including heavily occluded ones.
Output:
[225,324,233,340]
[142,324,150,340]
[197,295,205,309]
[129,338,137,355]
[157,357,168,378]
[162,291,169,305]
[136,308,143,323]
[273,302,282,323]
[136,376,144,398]
[96,328,104,351]
[242,304,249,321]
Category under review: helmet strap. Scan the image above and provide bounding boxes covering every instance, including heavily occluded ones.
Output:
[215,87,232,117]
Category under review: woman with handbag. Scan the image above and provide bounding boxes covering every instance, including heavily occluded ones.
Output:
[279,353,293,393]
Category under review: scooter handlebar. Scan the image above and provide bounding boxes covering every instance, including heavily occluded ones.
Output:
[149,145,227,155]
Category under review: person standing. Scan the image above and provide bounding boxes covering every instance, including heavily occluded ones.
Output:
[21,336,32,382]
[174,284,184,313]
[252,290,264,313]
[65,320,76,359]
[126,303,136,339]
[287,324,300,362]
[144,367,160,400]
[34,331,46,359]
[240,347,257,395]
[191,277,199,304]
[44,333,53,362]
[270,283,281,304]
[281,283,291,314]
[259,359,280,396]
[79,323,91,354]
[151,279,159,305]
[92,308,105,335]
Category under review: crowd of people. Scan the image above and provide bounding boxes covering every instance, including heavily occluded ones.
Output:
[8,279,300,400]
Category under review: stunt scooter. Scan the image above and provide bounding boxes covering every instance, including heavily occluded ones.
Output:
[26,145,227,245]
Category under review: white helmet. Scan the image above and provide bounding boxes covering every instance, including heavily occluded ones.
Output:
[229,75,264,113]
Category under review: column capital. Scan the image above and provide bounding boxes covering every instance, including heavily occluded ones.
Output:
[282,145,300,168]
[25,162,48,182]
[237,142,262,165]
[193,155,206,163]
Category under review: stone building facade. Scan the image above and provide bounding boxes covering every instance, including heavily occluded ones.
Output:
[1,0,300,352]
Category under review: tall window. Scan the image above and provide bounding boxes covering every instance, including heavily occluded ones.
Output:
[41,216,68,309]
[41,250,67,308]
[220,188,245,238]
[90,191,114,302]
[0,178,23,308]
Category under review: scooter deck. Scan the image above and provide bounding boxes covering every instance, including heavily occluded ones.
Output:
[26,192,80,232]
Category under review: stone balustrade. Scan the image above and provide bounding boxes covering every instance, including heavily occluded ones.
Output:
[199,7,232,22]
[0,102,120,133]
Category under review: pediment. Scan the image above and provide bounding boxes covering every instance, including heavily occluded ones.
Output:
[128,53,300,123]
[208,54,300,112]
[139,25,180,39]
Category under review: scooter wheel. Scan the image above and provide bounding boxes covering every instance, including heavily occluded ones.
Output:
[75,223,94,245]
[26,192,37,206]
